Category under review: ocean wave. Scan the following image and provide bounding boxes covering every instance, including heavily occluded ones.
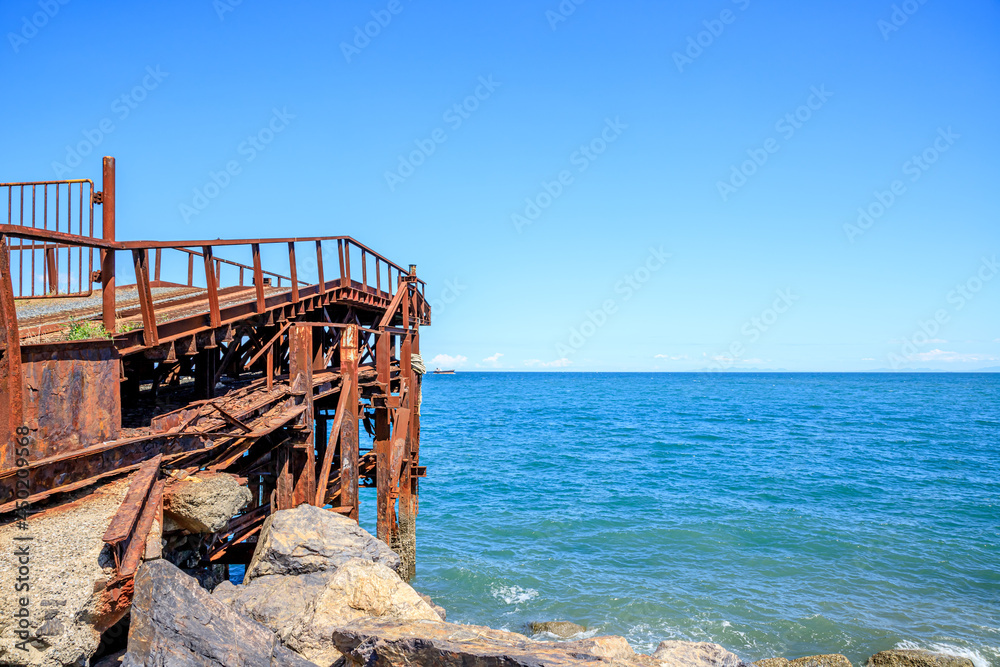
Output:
[894,640,995,667]
[490,584,539,605]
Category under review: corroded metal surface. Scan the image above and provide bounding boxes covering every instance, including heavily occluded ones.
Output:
[0,156,427,590]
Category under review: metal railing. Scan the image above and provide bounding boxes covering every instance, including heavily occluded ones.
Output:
[0,179,97,298]
[0,157,430,346]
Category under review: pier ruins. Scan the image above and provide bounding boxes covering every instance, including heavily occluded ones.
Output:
[0,157,429,640]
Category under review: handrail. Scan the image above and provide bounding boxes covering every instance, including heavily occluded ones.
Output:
[0,226,424,287]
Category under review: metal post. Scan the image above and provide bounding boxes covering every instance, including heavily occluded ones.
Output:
[101,157,116,332]
[340,324,359,521]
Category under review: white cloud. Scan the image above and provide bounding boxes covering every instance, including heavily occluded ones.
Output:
[862,357,875,361]
[430,353,467,368]
[524,358,572,368]
[654,354,688,360]
[907,349,998,363]
[995,338,1000,343]
[482,352,504,364]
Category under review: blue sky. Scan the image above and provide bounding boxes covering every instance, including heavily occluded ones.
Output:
[2,0,998,371]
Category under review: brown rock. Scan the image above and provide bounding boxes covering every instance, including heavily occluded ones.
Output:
[163,472,252,534]
[790,654,853,667]
[652,640,748,667]
[867,649,975,667]
[529,620,587,638]
[755,659,790,667]
[225,558,442,666]
[417,592,446,621]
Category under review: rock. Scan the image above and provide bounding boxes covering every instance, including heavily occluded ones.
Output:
[756,656,852,667]
[0,478,140,667]
[331,618,650,666]
[790,655,853,667]
[417,592,446,621]
[226,558,442,666]
[867,649,976,667]
[529,620,587,638]
[123,559,313,667]
[652,640,748,667]
[244,504,400,581]
[162,472,251,534]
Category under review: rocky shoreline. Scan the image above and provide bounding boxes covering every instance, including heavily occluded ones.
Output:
[2,491,981,667]
[110,507,980,667]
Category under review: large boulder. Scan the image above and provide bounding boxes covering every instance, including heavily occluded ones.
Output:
[0,478,141,667]
[529,620,587,638]
[122,559,312,667]
[652,640,748,667]
[163,472,251,534]
[244,504,400,580]
[221,558,442,666]
[331,618,649,666]
[867,649,976,667]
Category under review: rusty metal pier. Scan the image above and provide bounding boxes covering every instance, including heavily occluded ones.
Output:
[0,157,430,604]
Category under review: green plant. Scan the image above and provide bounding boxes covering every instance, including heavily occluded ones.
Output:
[117,321,141,333]
[64,320,111,341]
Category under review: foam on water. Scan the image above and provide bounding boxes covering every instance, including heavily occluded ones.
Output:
[490,584,539,605]
[895,641,996,667]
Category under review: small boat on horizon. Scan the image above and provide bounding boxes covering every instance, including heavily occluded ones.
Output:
[432,368,456,375]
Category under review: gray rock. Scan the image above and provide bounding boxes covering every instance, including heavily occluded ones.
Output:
[225,558,442,666]
[652,640,748,667]
[331,618,648,666]
[0,478,136,667]
[163,472,252,534]
[123,559,313,667]
[867,649,975,667]
[529,620,587,638]
[244,504,400,581]
[417,592,447,621]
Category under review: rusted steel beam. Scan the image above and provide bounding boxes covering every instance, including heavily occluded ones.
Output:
[245,322,290,368]
[208,403,252,433]
[378,281,410,328]
[315,375,352,506]
[389,406,411,493]
[0,435,205,514]
[103,453,163,545]
[340,324,359,521]
[315,240,325,296]
[101,157,116,332]
[288,242,300,303]
[119,478,164,578]
[0,236,24,468]
[288,324,315,507]
[203,246,221,328]
[375,330,391,540]
[132,249,159,346]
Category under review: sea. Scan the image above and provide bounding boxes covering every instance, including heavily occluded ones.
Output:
[360,372,1000,666]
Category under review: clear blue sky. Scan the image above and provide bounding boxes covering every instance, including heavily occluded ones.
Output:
[2,0,998,371]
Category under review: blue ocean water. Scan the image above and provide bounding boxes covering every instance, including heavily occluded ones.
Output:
[388,373,999,666]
